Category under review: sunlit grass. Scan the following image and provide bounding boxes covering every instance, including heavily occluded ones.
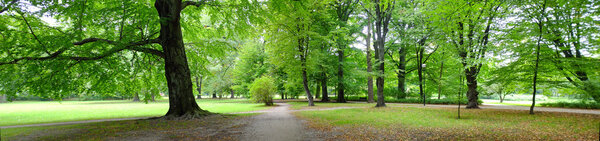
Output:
[0,99,268,126]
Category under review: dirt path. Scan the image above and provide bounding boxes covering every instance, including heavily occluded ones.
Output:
[240,103,316,141]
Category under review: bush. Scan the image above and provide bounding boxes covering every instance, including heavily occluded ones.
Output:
[540,102,600,109]
[330,96,483,105]
[249,76,276,106]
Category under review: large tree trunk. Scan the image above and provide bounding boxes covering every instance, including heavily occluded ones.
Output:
[397,47,406,99]
[321,72,329,102]
[302,68,314,106]
[156,0,208,118]
[374,1,392,107]
[337,50,346,103]
[465,68,479,108]
[195,76,202,99]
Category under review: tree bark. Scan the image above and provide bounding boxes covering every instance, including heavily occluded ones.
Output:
[230,89,235,98]
[298,33,314,106]
[397,47,407,99]
[212,92,217,99]
[465,67,479,108]
[337,50,346,103]
[155,0,208,118]
[417,46,425,105]
[374,0,392,107]
[133,92,140,102]
[321,72,329,102]
[366,13,374,103]
[531,1,545,114]
[195,76,202,99]
[438,52,445,99]
[316,82,320,99]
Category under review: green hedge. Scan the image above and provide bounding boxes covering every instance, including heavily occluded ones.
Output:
[330,96,483,105]
[539,102,600,109]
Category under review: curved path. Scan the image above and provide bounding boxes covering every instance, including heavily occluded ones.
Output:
[240,103,314,141]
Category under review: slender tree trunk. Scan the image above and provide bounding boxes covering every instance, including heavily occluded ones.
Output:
[531,2,545,114]
[374,1,391,107]
[366,15,374,103]
[397,47,407,99]
[417,47,425,105]
[438,52,445,99]
[299,35,314,106]
[499,94,504,103]
[337,50,346,103]
[0,94,6,103]
[316,82,320,99]
[155,0,208,118]
[321,72,329,102]
[133,92,140,102]
[230,89,235,99]
[195,76,202,99]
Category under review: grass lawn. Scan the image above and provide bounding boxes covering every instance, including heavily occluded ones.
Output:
[287,101,420,110]
[295,106,600,140]
[0,98,268,126]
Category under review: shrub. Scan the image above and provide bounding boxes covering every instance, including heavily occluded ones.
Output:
[540,102,600,109]
[249,76,276,106]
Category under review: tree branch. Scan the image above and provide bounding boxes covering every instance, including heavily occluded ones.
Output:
[0,0,18,14]
[0,38,163,65]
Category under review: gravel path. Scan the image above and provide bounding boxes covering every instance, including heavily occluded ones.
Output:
[240,103,315,141]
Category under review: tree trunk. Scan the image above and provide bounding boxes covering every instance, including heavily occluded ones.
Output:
[337,50,346,103]
[374,1,391,107]
[397,47,407,99]
[321,72,329,102]
[465,68,479,108]
[195,76,202,99]
[0,94,6,103]
[499,94,504,103]
[531,3,545,114]
[417,47,425,106]
[156,0,208,118]
[230,89,235,99]
[366,14,374,103]
[133,92,140,102]
[316,82,320,99]
[438,52,445,99]
[299,36,314,106]
[151,93,156,102]
[212,92,217,99]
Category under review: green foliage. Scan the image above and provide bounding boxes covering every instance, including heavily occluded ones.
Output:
[249,76,276,106]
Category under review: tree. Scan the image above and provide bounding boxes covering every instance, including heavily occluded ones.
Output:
[0,0,259,118]
[366,0,395,107]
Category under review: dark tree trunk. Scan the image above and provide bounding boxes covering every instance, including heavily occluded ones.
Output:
[374,1,392,107]
[397,47,406,99]
[337,50,346,103]
[155,0,208,118]
[366,15,374,103]
[465,68,479,108]
[230,89,234,99]
[212,92,217,99]
[298,35,314,106]
[531,2,545,114]
[438,52,445,99]
[151,94,156,102]
[133,92,140,102]
[321,72,329,102]
[195,76,202,99]
[417,47,425,106]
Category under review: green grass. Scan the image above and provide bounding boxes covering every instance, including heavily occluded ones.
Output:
[287,102,374,110]
[0,99,268,126]
[295,105,600,140]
